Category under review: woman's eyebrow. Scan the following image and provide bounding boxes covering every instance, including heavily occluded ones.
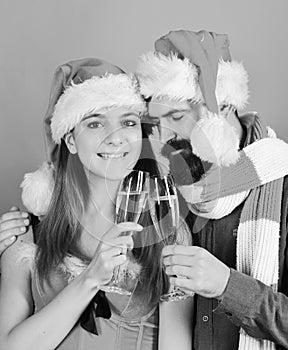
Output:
[81,114,103,121]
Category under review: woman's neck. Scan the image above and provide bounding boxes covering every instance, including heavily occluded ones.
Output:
[79,176,121,259]
[87,175,121,220]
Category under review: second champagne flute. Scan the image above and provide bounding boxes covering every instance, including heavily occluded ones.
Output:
[149,174,190,302]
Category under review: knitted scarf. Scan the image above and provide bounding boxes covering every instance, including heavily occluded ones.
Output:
[178,116,288,350]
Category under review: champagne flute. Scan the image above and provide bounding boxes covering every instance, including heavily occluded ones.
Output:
[100,170,149,295]
[149,175,189,302]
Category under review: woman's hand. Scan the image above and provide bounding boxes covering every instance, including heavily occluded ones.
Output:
[0,207,30,256]
[82,222,143,289]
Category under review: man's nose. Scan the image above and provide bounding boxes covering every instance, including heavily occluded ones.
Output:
[159,119,177,144]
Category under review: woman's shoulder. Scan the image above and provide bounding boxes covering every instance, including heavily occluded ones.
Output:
[1,226,36,274]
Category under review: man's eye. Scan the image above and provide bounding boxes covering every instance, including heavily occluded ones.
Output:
[87,121,103,128]
[172,115,184,121]
[122,120,137,127]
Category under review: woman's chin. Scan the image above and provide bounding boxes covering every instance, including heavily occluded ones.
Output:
[98,165,134,182]
[85,156,139,182]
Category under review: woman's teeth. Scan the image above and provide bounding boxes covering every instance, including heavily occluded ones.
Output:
[98,152,128,159]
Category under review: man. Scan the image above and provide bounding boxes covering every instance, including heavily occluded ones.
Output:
[136,30,288,349]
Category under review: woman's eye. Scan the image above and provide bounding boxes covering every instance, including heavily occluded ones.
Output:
[122,119,137,127]
[87,121,103,129]
[172,115,184,121]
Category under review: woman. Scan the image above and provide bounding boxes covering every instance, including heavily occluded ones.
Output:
[0,58,193,350]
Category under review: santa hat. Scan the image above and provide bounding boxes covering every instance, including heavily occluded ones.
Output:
[21,58,145,216]
[136,30,249,167]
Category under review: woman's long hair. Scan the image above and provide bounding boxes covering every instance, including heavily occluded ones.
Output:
[35,120,168,305]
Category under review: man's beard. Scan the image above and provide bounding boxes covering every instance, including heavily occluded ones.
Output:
[161,139,212,186]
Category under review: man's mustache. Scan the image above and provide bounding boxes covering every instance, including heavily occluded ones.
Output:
[161,139,193,158]
[161,139,211,186]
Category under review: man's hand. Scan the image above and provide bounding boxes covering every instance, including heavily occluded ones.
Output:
[162,245,230,299]
[0,207,30,256]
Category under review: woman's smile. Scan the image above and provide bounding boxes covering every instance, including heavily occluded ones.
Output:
[97,152,129,159]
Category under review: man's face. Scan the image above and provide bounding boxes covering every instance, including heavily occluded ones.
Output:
[148,98,211,185]
[148,98,203,142]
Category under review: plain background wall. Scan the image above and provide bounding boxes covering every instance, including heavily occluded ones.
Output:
[0,0,287,213]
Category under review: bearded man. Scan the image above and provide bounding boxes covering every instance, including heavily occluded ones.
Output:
[136,29,288,350]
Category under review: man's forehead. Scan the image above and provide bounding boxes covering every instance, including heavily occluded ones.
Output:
[148,98,191,118]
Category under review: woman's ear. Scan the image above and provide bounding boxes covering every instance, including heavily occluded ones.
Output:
[64,132,77,154]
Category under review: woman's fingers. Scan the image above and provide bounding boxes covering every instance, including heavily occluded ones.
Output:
[103,222,143,239]
[85,243,128,286]
[99,222,142,250]
[102,245,128,258]
[85,222,142,286]
[104,235,134,250]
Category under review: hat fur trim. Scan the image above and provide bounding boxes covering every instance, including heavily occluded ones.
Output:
[20,162,55,216]
[51,74,146,143]
[136,52,249,109]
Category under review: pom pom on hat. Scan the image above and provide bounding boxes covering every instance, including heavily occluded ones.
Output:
[190,112,240,166]
[20,162,55,216]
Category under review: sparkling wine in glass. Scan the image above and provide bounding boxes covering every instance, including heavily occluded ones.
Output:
[149,175,189,302]
[100,170,149,295]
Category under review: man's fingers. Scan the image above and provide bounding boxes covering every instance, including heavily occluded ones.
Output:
[0,236,17,255]
[0,218,29,233]
[9,206,20,211]
[163,254,196,268]
[169,276,193,290]
[162,245,201,257]
[0,226,27,241]
[169,277,195,296]
[0,210,29,223]
[165,265,194,279]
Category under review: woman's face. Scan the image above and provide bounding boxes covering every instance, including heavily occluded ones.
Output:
[66,107,143,182]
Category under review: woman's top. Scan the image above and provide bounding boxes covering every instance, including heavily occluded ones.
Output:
[20,244,159,350]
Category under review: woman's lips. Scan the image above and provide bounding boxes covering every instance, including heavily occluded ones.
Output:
[97,152,128,160]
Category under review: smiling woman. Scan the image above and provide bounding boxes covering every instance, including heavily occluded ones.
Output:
[0,58,193,350]
[65,108,143,182]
